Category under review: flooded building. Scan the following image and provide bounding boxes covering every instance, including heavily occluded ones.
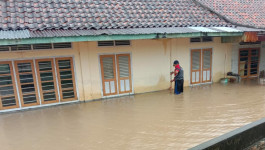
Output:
[0,0,264,112]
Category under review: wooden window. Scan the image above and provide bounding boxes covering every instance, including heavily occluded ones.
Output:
[56,58,77,101]
[191,49,212,84]
[100,55,118,96]
[36,59,59,104]
[0,62,19,110]
[202,49,212,83]
[191,49,201,84]
[15,60,40,107]
[117,54,132,94]
[239,48,260,78]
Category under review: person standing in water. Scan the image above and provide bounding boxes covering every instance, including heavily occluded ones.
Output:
[170,60,184,94]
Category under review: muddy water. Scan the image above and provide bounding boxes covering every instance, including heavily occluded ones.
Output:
[1,81,265,150]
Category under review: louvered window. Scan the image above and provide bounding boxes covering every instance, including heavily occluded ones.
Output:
[117,54,131,94]
[202,37,213,42]
[56,58,77,101]
[53,43,72,49]
[98,41,115,47]
[102,57,115,79]
[15,60,39,107]
[118,56,129,78]
[33,43,52,50]
[98,40,130,47]
[190,37,213,43]
[0,62,19,110]
[36,59,58,104]
[0,46,10,51]
[0,57,77,111]
[115,40,131,46]
[190,37,201,43]
[11,45,31,51]
[0,43,72,52]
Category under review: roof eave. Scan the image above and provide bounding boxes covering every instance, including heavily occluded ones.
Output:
[0,32,244,46]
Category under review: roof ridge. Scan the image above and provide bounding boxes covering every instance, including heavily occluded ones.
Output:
[192,0,265,30]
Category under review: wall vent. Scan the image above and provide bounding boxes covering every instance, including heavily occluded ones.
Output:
[33,43,52,50]
[98,41,115,47]
[115,40,131,46]
[53,42,72,49]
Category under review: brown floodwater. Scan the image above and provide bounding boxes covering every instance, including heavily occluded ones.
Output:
[1,80,265,150]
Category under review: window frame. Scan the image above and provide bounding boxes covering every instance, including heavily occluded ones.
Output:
[35,58,59,104]
[55,57,77,102]
[0,61,20,110]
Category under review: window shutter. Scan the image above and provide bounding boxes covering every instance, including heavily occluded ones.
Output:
[118,55,129,78]
[102,57,115,79]
[192,51,200,70]
[203,51,211,69]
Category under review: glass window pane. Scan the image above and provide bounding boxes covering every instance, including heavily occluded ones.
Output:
[41,82,55,91]
[19,74,34,83]
[203,51,211,69]
[62,90,75,99]
[58,60,71,69]
[0,76,12,86]
[23,94,37,104]
[251,50,259,55]
[43,92,56,101]
[1,96,16,107]
[40,72,53,81]
[251,63,258,68]
[0,86,14,96]
[0,64,10,74]
[250,69,258,75]
[118,56,129,78]
[21,84,35,93]
[38,61,52,71]
[240,57,248,61]
[102,57,114,79]
[240,50,249,57]
[251,56,259,62]
[61,80,73,89]
[60,70,72,79]
[18,63,32,73]
[192,51,200,70]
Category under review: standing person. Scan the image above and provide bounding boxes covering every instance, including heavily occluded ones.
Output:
[170,60,184,95]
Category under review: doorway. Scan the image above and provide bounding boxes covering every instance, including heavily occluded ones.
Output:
[191,48,212,84]
[238,48,260,78]
[100,54,132,96]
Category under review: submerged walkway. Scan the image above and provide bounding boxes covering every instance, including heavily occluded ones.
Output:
[1,81,265,150]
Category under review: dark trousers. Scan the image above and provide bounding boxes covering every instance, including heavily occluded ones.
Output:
[174,79,184,95]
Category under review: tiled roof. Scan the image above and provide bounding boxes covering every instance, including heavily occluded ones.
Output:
[0,0,232,31]
[195,0,265,29]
